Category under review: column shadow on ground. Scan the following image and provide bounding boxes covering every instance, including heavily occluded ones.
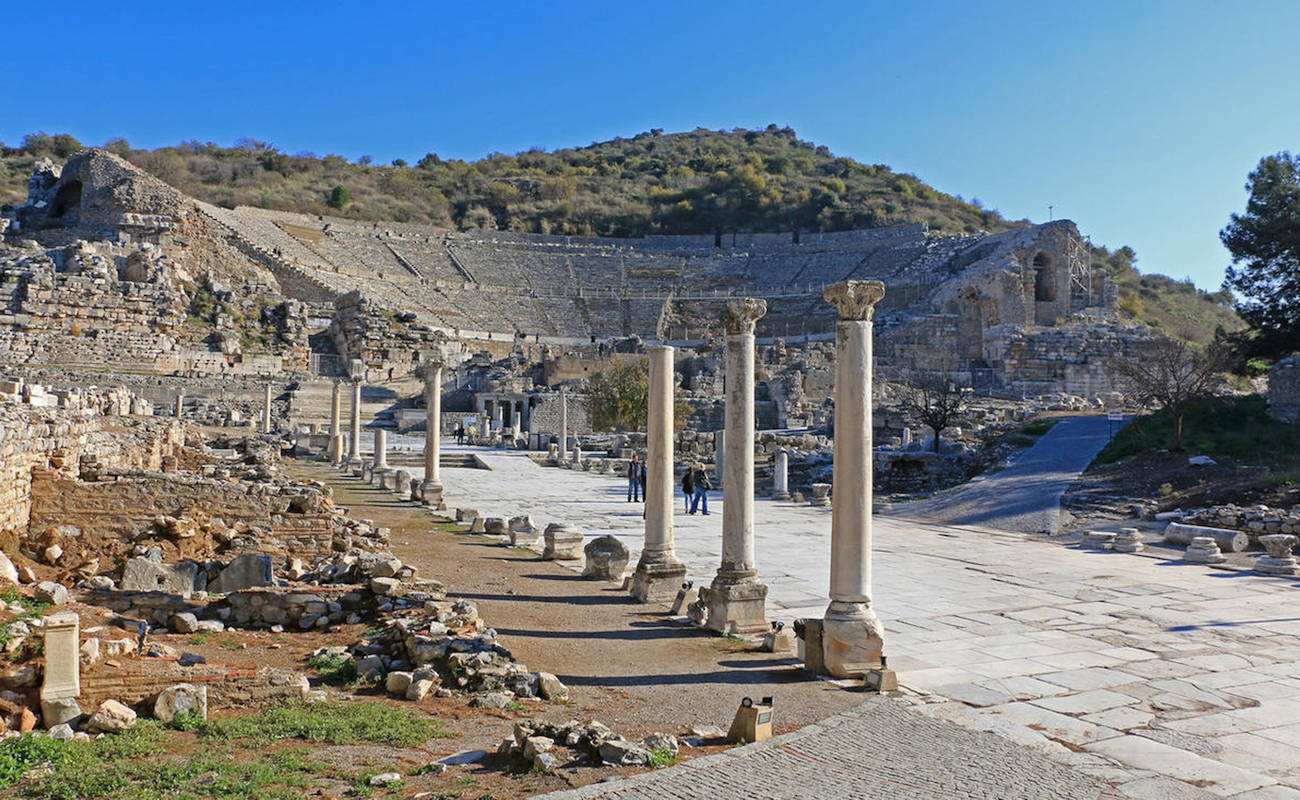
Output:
[559,666,815,688]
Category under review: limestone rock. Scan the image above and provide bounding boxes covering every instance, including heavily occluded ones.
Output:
[85,699,137,733]
[582,535,629,580]
[542,523,584,561]
[169,613,199,634]
[80,637,100,665]
[43,544,63,565]
[599,737,652,766]
[537,671,569,702]
[33,581,68,606]
[154,684,208,723]
[48,723,74,740]
[385,671,414,696]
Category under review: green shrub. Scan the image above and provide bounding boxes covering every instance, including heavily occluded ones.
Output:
[200,700,449,747]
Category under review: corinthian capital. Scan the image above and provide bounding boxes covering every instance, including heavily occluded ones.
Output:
[723,297,768,335]
[823,280,885,321]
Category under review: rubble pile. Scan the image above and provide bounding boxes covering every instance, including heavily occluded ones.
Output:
[500,718,681,772]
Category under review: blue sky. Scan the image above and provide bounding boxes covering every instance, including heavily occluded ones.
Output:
[6,0,1296,290]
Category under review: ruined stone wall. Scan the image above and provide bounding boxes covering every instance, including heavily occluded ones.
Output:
[27,472,335,556]
[989,323,1149,397]
[1268,357,1300,423]
[328,291,448,382]
[528,393,592,436]
[0,402,182,538]
[79,660,307,710]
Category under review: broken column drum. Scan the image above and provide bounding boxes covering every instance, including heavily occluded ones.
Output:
[631,344,688,603]
[345,380,363,469]
[704,298,769,635]
[772,449,790,501]
[818,280,887,678]
[420,358,444,506]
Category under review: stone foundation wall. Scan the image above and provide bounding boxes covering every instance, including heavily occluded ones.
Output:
[989,323,1149,397]
[27,472,335,555]
[1268,357,1300,423]
[528,393,591,436]
[79,660,307,709]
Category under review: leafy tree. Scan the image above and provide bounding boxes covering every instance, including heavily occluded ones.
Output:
[1108,337,1226,451]
[328,184,350,209]
[902,371,970,452]
[1221,152,1300,361]
[584,359,690,432]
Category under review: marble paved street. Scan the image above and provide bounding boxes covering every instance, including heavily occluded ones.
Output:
[397,441,1300,798]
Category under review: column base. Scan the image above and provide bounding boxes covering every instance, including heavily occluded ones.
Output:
[771,491,791,501]
[702,573,768,634]
[821,601,885,678]
[630,553,687,604]
[419,480,444,506]
[371,467,391,487]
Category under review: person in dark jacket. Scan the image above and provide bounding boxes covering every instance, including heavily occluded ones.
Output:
[681,465,695,513]
[690,462,712,515]
[627,455,642,502]
[638,459,647,503]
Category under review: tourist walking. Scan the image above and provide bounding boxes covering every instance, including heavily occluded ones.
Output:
[627,455,642,502]
[681,464,695,513]
[455,424,465,445]
[689,462,712,515]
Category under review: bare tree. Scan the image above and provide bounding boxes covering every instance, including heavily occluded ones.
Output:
[1108,337,1225,450]
[903,371,970,452]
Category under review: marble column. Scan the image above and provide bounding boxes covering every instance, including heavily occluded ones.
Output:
[373,428,389,470]
[345,380,363,469]
[631,345,687,603]
[772,448,791,501]
[559,388,569,461]
[174,392,184,420]
[705,298,769,634]
[419,359,444,505]
[262,384,272,434]
[328,380,342,463]
[818,280,886,677]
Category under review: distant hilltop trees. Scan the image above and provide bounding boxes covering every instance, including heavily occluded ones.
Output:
[1,126,1018,238]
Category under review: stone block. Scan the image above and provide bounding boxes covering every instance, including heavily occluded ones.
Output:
[33,581,68,606]
[543,524,584,560]
[85,699,136,733]
[40,696,82,729]
[1184,536,1226,564]
[209,554,274,593]
[120,558,199,596]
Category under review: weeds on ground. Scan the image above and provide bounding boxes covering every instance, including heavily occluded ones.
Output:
[648,746,678,768]
[503,701,529,712]
[200,700,452,746]
[187,631,210,645]
[306,653,357,683]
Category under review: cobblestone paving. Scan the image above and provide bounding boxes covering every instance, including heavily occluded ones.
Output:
[532,695,1115,800]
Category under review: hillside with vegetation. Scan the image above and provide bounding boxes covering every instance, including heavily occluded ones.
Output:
[0,128,1240,341]
[1,127,1015,236]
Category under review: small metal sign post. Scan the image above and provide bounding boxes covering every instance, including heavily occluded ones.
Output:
[1107,409,1123,443]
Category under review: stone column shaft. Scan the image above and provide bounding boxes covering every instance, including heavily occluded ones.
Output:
[374,429,389,469]
[559,389,569,459]
[773,449,790,500]
[818,280,887,678]
[262,384,273,434]
[706,298,768,634]
[420,361,444,505]
[328,381,341,461]
[175,392,184,420]
[631,345,686,603]
[346,381,363,468]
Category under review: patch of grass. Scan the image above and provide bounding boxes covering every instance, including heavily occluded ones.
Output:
[166,709,205,732]
[217,638,244,651]
[503,701,529,713]
[187,631,210,645]
[305,653,357,683]
[648,746,678,768]
[1095,395,1300,467]
[200,700,451,747]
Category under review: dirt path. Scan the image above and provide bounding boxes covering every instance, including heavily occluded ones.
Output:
[296,464,863,791]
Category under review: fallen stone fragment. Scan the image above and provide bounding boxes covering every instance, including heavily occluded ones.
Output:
[154,684,208,723]
[33,581,68,606]
[85,699,137,733]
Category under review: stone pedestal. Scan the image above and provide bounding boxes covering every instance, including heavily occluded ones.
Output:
[632,345,687,603]
[771,449,790,501]
[509,515,541,547]
[419,360,444,506]
[1185,536,1226,564]
[41,611,80,728]
[809,483,831,507]
[1082,530,1117,550]
[582,535,630,581]
[705,298,769,635]
[1256,534,1297,576]
[543,524,584,560]
[816,281,887,678]
[1113,528,1144,553]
